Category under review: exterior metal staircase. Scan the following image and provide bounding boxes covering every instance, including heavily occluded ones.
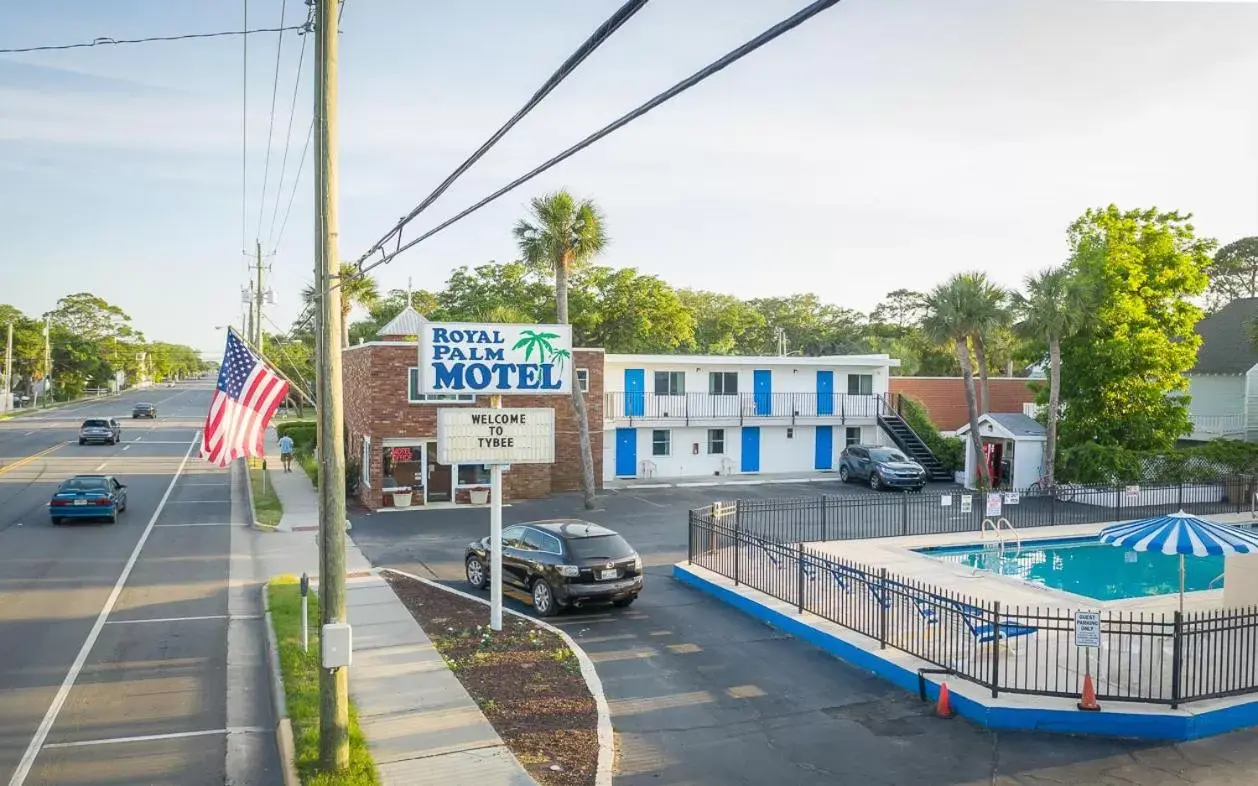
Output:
[875,395,953,482]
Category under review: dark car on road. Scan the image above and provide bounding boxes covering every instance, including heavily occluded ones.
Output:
[132,403,157,419]
[49,474,128,524]
[78,418,121,445]
[465,519,643,616]
[839,444,927,491]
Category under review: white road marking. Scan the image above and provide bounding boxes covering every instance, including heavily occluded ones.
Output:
[93,462,107,471]
[104,614,261,625]
[153,521,231,527]
[7,433,199,786]
[41,727,268,750]
[121,445,130,452]
[23,431,33,436]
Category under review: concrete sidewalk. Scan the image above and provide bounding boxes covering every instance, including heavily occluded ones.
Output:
[257,429,535,785]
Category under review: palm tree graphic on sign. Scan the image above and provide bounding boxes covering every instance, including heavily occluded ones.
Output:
[513,330,568,374]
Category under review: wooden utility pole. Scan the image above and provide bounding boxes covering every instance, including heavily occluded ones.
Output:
[314,0,349,770]
[254,240,266,354]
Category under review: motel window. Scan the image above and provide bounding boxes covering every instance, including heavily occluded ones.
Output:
[845,427,861,447]
[576,368,589,393]
[654,371,685,396]
[707,429,725,454]
[708,371,738,395]
[847,374,873,396]
[652,429,671,456]
[786,428,794,439]
[361,436,371,488]
[408,368,476,403]
[458,464,491,486]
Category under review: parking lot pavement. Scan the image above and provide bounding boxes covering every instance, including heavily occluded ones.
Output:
[350,487,1258,785]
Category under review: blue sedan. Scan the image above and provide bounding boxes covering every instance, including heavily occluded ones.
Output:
[50,475,128,524]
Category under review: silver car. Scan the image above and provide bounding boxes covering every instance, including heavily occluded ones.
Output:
[79,418,121,445]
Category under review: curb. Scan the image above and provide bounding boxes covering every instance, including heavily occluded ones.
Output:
[382,568,615,786]
[262,581,301,786]
[241,458,279,532]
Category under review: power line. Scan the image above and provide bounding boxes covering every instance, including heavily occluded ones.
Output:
[270,118,314,256]
[0,25,306,54]
[349,0,842,286]
[241,1,250,261]
[351,0,650,270]
[255,0,291,244]
[265,21,311,249]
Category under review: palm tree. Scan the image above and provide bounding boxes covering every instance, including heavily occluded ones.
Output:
[922,275,991,487]
[1012,267,1088,486]
[513,191,608,509]
[962,273,1010,414]
[302,263,381,349]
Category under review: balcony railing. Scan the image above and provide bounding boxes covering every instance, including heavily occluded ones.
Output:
[604,391,884,424]
[1187,413,1247,439]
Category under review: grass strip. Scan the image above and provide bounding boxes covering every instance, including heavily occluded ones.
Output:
[249,459,283,528]
[268,576,379,785]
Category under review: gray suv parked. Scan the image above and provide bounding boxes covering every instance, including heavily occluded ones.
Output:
[839,444,926,491]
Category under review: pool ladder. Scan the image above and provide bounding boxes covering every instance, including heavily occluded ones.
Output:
[980,517,1022,561]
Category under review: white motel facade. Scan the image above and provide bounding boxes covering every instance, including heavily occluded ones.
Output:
[601,353,904,482]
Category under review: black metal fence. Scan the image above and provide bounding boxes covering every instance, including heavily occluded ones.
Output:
[725,477,1258,546]
[686,484,1258,706]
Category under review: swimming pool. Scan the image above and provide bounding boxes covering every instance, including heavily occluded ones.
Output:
[914,536,1225,602]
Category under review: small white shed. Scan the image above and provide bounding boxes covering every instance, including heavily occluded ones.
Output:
[954,412,1046,490]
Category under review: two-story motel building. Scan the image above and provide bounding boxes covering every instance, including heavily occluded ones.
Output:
[601,353,901,482]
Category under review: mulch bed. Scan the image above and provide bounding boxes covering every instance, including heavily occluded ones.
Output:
[385,574,599,786]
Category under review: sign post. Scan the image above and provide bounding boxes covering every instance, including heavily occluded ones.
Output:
[1073,610,1102,711]
[422,322,571,631]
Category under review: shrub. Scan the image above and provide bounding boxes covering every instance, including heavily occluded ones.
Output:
[1058,440,1258,484]
[277,420,317,452]
[898,395,964,472]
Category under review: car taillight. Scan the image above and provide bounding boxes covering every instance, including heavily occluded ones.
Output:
[50,499,70,507]
[93,498,112,505]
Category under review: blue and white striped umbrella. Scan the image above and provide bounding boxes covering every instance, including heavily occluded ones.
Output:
[1099,511,1258,556]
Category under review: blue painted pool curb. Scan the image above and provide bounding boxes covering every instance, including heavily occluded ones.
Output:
[672,563,1258,741]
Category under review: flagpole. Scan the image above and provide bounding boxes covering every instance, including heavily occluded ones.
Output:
[227,326,317,408]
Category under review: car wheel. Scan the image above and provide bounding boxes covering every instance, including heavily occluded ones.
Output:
[870,473,882,491]
[108,510,118,524]
[78,439,85,446]
[465,556,488,590]
[50,517,61,526]
[838,466,850,483]
[612,597,636,608]
[531,579,557,617]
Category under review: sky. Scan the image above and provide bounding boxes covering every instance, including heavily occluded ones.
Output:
[3,0,1258,360]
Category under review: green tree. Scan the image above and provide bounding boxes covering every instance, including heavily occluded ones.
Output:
[922,274,991,487]
[1012,267,1090,485]
[959,273,1010,413]
[570,266,695,353]
[745,294,869,356]
[513,190,607,509]
[303,263,381,349]
[1205,235,1258,313]
[1057,206,1213,451]
[676,290,766,354]
[870,288,927,331]
[0,305,45,392]
[433,261,553,323]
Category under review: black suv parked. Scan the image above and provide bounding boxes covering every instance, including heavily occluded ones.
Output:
[464,519,643,616]
[839,444,927,491]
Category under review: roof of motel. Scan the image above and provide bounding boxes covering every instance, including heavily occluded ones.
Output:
[375,306,426,338]
[1190,298,1258,375]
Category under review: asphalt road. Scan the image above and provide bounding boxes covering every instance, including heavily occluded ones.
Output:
[0,384,279,786]
[351,484,1258,786]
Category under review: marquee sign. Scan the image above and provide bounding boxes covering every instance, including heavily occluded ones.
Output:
[417,323,573,396]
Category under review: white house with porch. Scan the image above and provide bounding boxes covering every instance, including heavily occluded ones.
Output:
[601,353,908,482]
[1184,298,1258,442]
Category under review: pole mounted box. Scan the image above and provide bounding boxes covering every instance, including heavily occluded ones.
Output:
[321,623,353,669]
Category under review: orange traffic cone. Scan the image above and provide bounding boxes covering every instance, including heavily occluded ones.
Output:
[936,682,954,718]
[1077,672,1101,712]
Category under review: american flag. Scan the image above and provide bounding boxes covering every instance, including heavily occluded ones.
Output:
[201,330,289,467]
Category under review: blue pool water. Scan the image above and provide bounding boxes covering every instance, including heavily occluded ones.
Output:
[914,536,1225,602]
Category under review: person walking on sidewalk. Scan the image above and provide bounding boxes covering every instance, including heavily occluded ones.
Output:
[278,433,294,473]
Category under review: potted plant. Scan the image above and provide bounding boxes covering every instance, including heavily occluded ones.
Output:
[469,486,490,505]
[392,487,413,508]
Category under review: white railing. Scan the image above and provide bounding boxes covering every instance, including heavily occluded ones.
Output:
[1022,402,1043,418]
[1188,413,1246,438]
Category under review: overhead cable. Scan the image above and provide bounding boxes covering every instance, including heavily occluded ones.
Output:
[344,0,842,290]
[349,0,651,270]
[0,25,306,54]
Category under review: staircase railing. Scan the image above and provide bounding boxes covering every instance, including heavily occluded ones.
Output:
[874,394,945,472]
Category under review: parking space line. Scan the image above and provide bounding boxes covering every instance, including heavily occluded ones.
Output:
[153,522,231,528]
[42,727,268,750]
[104,614,261,625]
[7,433,199,786]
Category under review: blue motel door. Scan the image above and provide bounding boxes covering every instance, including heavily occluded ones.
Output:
[615,428,637,477]
[815,426,833,470]
[753,370,771,415]
[741,427,760,473]
[624,369,645,417]
[817,370,834,416]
